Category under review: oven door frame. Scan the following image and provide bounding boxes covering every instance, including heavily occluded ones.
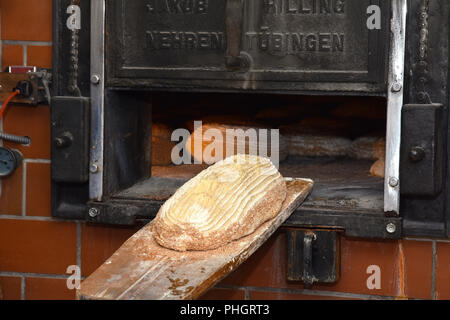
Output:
[90,0,405,213]
[51,0,450,239]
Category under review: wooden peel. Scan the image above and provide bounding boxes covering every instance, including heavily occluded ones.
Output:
[78,178,313,300]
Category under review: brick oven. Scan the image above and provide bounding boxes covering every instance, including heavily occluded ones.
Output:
[1,0,450,300]
[50,0,450,295]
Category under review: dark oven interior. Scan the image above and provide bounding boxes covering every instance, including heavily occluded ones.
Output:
[100,92,391,238]
[147,93,387,212]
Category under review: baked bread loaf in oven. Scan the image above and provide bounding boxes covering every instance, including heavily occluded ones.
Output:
[370,137,386,178]
[153,154,287,251]
[186,122,288,164]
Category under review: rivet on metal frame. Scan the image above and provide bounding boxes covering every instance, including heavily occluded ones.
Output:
[386,223,397,234]
[90,163,99,173]
[389,177,399,188]
[89,207,99,218]
[391,82,403,92]
[90,74,101,85]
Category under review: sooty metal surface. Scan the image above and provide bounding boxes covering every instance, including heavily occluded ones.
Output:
[106,0,389,93]
[89,157,400,239]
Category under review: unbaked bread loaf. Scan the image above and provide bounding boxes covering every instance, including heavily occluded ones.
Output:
[153,154,287,251]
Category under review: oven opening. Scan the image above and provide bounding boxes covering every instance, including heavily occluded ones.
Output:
[114,92,388,218]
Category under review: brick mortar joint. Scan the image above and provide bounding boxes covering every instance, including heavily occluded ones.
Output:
[2,40,52,46]
[0,271,86,280]
[215,284,399,300]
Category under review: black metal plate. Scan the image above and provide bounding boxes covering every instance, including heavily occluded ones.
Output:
[51,96,90,183]
[286,229,341,285]
[400,0,450,238]
[400,104,444,197]
[106,0,389,93]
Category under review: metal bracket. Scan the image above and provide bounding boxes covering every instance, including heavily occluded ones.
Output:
[90,0,105,201]
[384,0,407,215]
[400,104,444,196]
[0,71,50,106]
[51,96,90,183]
[286,229,341,288]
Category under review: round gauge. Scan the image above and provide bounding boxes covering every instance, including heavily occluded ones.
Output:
[0,147,19,178]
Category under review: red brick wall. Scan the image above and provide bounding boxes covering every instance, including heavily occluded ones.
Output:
[0,0,449,301]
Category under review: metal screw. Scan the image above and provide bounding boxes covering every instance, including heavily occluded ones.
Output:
[54,137,66,148]
[409,146,426,163]
[417,92,427,101]
[90,163,99,173]
[386,223,397,234]
[392,83,402,92]
[90,74,101,85]
[389,177,399,188]
[89,208,99,218]
[54,133,73,149]
[54,138,64,146]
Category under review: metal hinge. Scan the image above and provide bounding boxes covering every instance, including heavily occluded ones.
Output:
[286,229,341,288]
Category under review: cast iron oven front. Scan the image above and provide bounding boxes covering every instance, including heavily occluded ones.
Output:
[51,0,450,239]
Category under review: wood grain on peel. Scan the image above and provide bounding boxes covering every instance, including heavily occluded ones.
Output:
[78,178,313,300]
[153,155,287,251]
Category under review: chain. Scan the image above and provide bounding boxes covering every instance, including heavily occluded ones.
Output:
[418,0,429,61]
[417,0,432,104]
[68,0,81,97]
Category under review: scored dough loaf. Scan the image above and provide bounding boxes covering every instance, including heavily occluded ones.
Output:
[153,154,287,252]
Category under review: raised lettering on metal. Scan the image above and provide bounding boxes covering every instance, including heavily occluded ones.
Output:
[106,0,389,92]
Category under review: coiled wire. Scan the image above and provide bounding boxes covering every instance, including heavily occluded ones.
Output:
[0,132,31,145]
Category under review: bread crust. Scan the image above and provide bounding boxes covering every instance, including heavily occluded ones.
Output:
[186,123,289,164]
[153,160,287,252]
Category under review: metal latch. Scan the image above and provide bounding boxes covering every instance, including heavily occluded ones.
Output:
[51,96,90,183]
[286,229,341,288]
[400,104,444,197]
